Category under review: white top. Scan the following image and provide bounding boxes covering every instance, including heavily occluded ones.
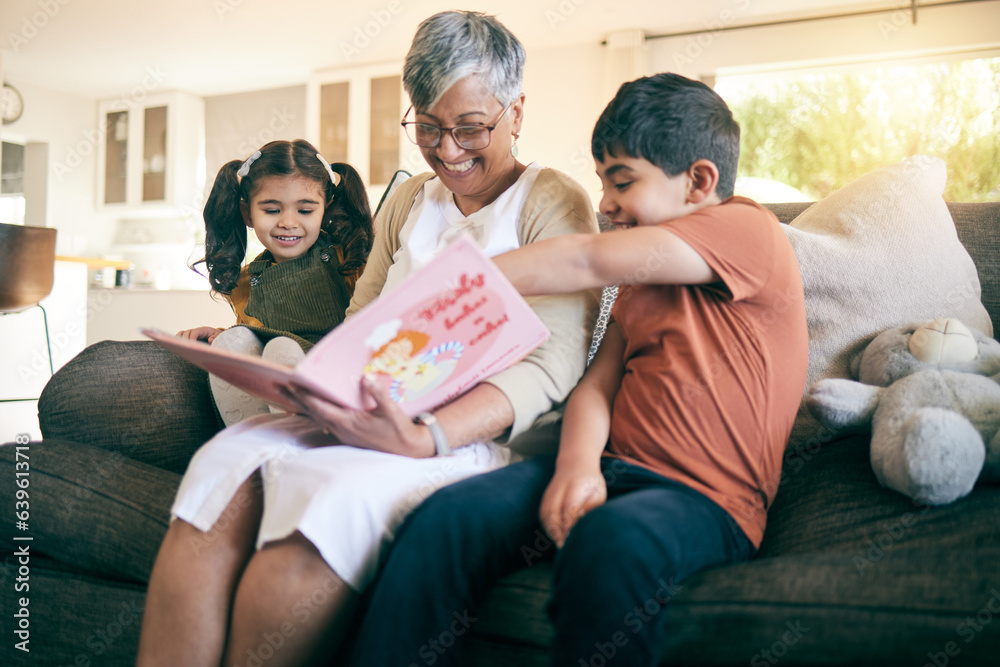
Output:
[380,162,543,294]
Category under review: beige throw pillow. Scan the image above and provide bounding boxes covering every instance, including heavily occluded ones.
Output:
[783,155,992,452]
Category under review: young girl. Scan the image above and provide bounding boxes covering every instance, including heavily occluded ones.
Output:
[178,139,373,425]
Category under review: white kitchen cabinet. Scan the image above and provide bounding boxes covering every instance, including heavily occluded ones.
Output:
[85,287,233,346]
[306,63,417,192]
[96,91,206,216]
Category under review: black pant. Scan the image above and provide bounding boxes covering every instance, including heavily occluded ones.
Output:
[350,454,754,667]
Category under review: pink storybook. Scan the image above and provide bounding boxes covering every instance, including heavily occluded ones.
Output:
[143,233,550,418]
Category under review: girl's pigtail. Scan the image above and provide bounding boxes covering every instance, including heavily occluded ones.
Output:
[201,160,248,295]
[327,163,374,277]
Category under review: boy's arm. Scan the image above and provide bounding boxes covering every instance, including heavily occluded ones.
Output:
[540,322,626,548]
[493,226,719,296]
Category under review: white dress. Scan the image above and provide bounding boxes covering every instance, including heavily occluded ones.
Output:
[171,413,506,590]
[171,165,545,591]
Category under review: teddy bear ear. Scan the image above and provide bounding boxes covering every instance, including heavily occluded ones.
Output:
[848,349,864,379]
[846,336,875,380]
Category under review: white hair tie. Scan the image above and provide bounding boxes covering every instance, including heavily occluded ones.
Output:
[236,150,261,178]
[316,153,342,187]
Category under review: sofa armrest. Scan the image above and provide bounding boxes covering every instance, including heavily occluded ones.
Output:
[37,340,223,474]
[0,438,177,583]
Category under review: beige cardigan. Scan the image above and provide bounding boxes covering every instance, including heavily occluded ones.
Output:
[347,168,600,442]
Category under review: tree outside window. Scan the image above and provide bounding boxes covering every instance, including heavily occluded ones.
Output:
[718,56,1000,203]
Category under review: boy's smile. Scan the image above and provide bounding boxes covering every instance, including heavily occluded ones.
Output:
[243,175,326,263]
[596,155,701,228]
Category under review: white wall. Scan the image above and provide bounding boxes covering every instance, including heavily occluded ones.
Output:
[520,41,607,207]
[203,85,308,185]
[647,2,1000,80]
[1,80,114,255]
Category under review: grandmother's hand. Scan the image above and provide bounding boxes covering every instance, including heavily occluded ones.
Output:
[287,376,434,458]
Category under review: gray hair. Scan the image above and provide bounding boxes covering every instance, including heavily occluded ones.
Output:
[403,10,525,111]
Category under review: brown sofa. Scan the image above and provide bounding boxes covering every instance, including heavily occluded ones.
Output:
[2,201,999,666]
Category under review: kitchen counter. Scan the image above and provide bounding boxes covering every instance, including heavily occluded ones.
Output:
[56,255,133,270]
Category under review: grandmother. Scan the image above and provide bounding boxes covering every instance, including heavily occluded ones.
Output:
[136,10,598,666]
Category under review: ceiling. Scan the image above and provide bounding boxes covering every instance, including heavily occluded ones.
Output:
[0,0,903,99]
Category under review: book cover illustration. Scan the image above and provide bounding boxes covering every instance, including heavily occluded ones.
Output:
[144,233,549,418]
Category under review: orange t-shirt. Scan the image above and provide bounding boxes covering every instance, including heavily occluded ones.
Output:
[608,197,808,547]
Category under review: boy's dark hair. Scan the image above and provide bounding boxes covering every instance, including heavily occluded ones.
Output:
[592,73,740,199]
[198,139,373,295]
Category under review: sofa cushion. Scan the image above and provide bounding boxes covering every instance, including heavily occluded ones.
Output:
[470,434,1000,665]
[781,156,992,451]
[0,557,146,665]
[37,340,222,474]
[766,202,1000,335]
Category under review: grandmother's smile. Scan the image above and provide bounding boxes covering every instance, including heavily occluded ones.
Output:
[440,158,476,173]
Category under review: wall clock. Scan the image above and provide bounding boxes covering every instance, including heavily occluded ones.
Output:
[2,83,24,124]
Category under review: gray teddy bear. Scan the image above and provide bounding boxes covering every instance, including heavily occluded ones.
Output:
[806,318,1000,505]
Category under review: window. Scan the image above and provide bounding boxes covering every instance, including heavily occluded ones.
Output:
[716,56,1000,202]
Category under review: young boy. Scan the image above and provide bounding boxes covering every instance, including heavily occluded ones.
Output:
[348,73,809,667]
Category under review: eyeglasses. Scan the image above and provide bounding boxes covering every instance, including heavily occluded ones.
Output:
[401,101,514,150]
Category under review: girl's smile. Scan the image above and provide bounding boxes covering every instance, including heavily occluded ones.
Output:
[243,175,326,262]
